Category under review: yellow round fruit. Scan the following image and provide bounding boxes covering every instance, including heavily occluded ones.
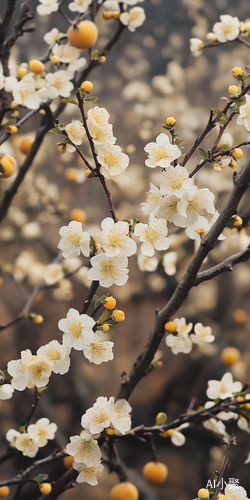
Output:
[67,20,98,50]
[103,11,113,20]
[110,482,139,500]
[39,483,52,495]
[112,310,125,322]
[19,136,33,155]
[70,208,87,223]
[104,297,117,310]
[51,55,60,65]
[65,168,79,182]
[143,462,168,485]
[29,59,45,74]
[102,324,110,333]
[221,347,241,366]
[80,80,93,92]
[0,155,17,179]
[231,67,244,79]
[166,117,176,127]
[0,486,10,498]
[63,455,74,469]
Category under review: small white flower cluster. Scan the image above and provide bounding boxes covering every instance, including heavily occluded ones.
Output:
[7,341,71,391]
[142,142,216,230]
[58,216,137,288]
[165,318,215,355]
[202,373,245,439]
[190,14,240,57]
[6,418,57,458]
[237,94,250,132]
[58,308,114,365]
[37,0,59,16]
[65,396,132,485]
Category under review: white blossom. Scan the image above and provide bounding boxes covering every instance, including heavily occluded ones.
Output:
[165,317,193,355]
[69,0,92,12]
[27,418,57,447]
[225,485,248,500]
[87,121,116,146]
[108,397,132,435]
[203,418,228,437]
[81,396,111,434]
[44,263,64,285]
[120,7,146,32]
[103,1,120,12]
[213,15,240,43]
[12,74,42,109]
[176,188,215,228]
[0,384,14,400]
[144,133,181,168]
[165,423,189,446]
[190,323,215,345]
[65,120,86,152]
[37,0,59,16]
[58,220,90,259]
[206,372,242,400]
[87,106,110,130]
[8,349,33,391]
[6,429,39,457]
[83,340,114,365]
[52,42,82,64]
[134,214,169,256]
[44,28,61,45]
[45,70,74,98]
[66,431,101,465]
[190,38,204,57]
[24,356,52,388]
[58,308,95,350]
[74,460,104,485]
[137,252,158,272]
[238,415,250,434]
[162,251,177,276]
[97,144,130,179]
[141,183,161,215]
[100,217,137,257]
[88,253,129,288]
[37,340,71,374]
[236,94,250,131]
[160,165,194,197]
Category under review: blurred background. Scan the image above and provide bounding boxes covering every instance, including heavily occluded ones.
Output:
[1,0,250,498]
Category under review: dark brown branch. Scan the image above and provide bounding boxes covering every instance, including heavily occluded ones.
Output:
[80,280,99,314]
[118,161,250,400]
[194,246,250,285]
[211,435,236,500]
[0,0,18,73]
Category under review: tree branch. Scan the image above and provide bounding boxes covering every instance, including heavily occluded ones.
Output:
[118,161,250,400]
[194,245,250,285]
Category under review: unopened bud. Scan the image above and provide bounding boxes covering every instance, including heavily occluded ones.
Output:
[164,321,176,332]
[166,116,176,128]
[155,412,167,425]
[229,158,237,169]
[81,80,93,93]
[231,67,244,79]
[51,55,60,65]
[29,313,44,324]
[58,143,67,153]
[7,125,18,134]
[231,148,243,159]
[198,489,209,499]
[99,56,106,64]
[228,215,243,228]
[206,32,218,43]
[228,85,241,97]
[112,310,125,322]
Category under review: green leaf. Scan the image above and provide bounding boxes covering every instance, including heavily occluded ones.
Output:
[89,236,97,253]
[0,370,12,380]
[155,412,167,425]
[105,320,118,326]
[85,96,98,103]
[217,144,231,151]
[96,311,108,325]
[35,474,49,485]
[94,295,102,307]
[232,96,246,107]
[174,139,184,145]
[49,128,61,134]
[61,99,79,106]
[162,124,169,130]
[91,50,99,59]
[230,102,238,112]
[198,147,208,160]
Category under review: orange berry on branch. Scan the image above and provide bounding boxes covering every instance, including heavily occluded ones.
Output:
[110,482,139,500]
[63,455,74,469]
[143,461,168,484]
[39,483,52,495]
[18,136,33,155]
[0,487,10,498]
[0,155,17,179]
[29,59,45,74]
[221,347,241,366]
[67,20,98,50]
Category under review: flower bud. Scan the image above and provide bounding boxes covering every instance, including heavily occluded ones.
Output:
[229,158,237,169]
[81,80,93,93]
[39,483,52,495]
[227,215,242,228]
[51,55,60,65]
[103,11,113,20]
[102,324,110,333]
[0,154,17,179]
[228,85,241,97]
[29,59,45,74]
[164,321,176,332]
[17,67,27,78]
[70,208,87,223]
[231,67,244,79]
[198,489,209,499]
[58,143,67,153]
[166,116,176,128]
[99,56,106,64]
[112,310,125,322]
[106,426,115,435]
[231,148,243,159]
[29,313,44,324]
[104,297,116,310]
[206,32,218,43]
[7,125,18,134]
[155,412,167,425]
